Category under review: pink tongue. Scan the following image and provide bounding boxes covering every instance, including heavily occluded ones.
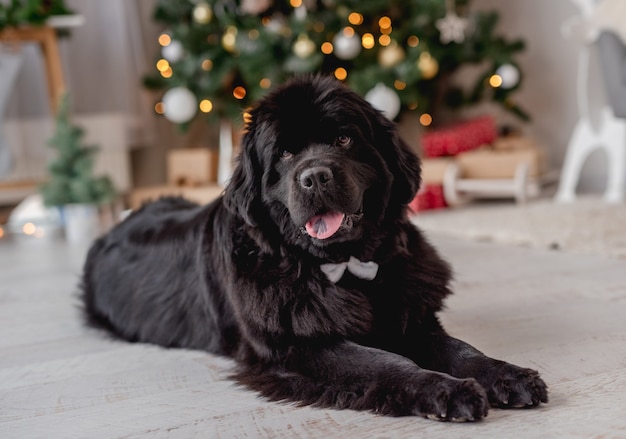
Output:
[305,212,345,239]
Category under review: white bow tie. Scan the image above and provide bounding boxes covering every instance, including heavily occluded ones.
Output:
[320,256,379,283]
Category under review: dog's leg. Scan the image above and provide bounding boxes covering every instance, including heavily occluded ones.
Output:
[409,324,548,409]
[236,341,489,421]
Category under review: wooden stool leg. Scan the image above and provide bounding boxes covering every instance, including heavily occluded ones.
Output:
[39,26,66,113]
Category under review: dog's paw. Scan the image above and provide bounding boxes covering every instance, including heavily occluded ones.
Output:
[420,377,489,422]
[487,365,548,408]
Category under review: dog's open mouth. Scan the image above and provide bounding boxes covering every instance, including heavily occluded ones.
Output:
[305,212,345,240]
[304,210,363,240]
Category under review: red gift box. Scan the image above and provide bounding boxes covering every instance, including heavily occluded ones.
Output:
[408,184,447,213]
[421,116,497,158]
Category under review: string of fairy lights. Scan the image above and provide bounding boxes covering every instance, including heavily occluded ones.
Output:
[151,0,521,126]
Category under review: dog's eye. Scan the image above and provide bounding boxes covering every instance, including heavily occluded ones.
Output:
[281,150,293,160]
[336,135,352,147]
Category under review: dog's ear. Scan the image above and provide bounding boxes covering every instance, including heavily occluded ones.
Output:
[371,110,422,205]
[223,125,263,227]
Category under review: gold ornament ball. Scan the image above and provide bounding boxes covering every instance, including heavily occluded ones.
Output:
[293,34,316,59]
[417,52,439,79]
[193,2,213,24]
[378,41,405,68]
[222,27,237,52]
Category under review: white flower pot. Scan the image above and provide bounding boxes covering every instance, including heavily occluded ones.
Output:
[63,203,100,243]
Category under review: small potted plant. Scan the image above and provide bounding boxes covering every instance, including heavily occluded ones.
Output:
[40,94,116,242]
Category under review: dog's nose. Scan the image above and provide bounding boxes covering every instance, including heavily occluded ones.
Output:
[299,166,333,190]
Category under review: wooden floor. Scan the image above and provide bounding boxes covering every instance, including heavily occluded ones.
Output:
[1,232,625,438]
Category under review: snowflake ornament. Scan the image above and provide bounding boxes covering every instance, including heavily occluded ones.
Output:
[436,9,468,44]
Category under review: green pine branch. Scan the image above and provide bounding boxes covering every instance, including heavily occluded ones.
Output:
[0,0,72,30]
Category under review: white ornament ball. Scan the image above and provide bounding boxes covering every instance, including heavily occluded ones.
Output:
[162,87,198,123]
[264,17,285,34]
[496,64,520,89]
[161,39,185,63]
[333,32,361,60]
[365,83,401,120]
[293,34,316,59]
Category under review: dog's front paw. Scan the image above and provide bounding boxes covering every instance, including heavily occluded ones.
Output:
[487,365,548,408]
[420,377,489,422]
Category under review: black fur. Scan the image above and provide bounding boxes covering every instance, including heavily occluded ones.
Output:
[82,75,547,421]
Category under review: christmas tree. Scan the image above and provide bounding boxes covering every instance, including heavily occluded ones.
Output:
[40,95,116,207]
[0,0,72,30]
[145,0,526,127]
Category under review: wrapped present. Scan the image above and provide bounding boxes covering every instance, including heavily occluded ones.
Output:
[408,184,447,213]
[421,157,454,185]
[167,148,219,186]
[492,135,539,151]
[421,116,497,158]
[456,145,547,179]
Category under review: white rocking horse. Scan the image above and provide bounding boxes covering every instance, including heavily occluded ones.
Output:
[555,0,626,203]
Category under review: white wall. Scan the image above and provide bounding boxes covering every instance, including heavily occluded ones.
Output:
[473,0,611,193]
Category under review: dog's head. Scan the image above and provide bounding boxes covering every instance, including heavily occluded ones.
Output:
[224,75,421,256]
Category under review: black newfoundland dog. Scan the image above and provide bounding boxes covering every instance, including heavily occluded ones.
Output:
[83,75,547,422]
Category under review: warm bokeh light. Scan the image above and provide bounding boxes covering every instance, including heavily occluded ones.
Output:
[381,25,392,35]
[489,74,503,88]
[408,35,420,47]
[154,102,165,114]
[222,32,236,51]
[0,226,4,239]
[379,16,392,29]
[362,33,375,49]
[408,102,418,110]
[201,59,213,71]
[379,34,391,46]
[233,86,247,99]
[156,59,170,72]
[419,113,433,126]
[290,0,302,7]
[260,78,272,89]
[158,33,171,47]
[321,42,333,54]
[394,80,406,90]
[417,52,439,79]
[348,12,363,26]
[161,67,173,78]
[199,99,213,113]
[22,222,36,235]
[334,67,348,80]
